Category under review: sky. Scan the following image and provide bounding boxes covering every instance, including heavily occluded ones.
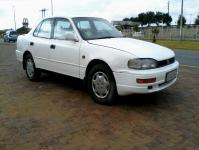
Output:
[0,0,198,30]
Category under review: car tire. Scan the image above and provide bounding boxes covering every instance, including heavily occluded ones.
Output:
[86,63,117,105]
[25,54,41,81]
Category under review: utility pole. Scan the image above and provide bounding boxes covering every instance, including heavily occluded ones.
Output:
[13,5,16,30]
[168,0,170,15]
[189,14,192,25]
[40,9,48,18]
[51,0,54,16]
[180,0,184,40]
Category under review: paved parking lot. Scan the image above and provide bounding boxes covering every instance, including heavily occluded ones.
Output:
[0,44,199,150]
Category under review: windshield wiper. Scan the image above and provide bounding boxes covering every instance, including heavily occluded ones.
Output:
[95,36,117,39]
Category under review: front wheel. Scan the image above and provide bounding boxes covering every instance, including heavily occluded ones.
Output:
[25,54,41,81]
[87,64,117,105]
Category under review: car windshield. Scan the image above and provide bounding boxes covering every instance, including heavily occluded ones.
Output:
[72,17,123,40]
[10,31,17,35]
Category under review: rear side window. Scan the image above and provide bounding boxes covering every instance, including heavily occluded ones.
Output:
[37,19,53,38]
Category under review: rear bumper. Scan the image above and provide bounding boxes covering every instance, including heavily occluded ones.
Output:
[114,61,179,96]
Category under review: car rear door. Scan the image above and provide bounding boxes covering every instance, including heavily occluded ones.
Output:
[49,18,80,78]
[30,19,54,70]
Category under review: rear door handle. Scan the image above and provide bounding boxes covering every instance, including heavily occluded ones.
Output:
[50,44,56,49]
[30,42,34,46]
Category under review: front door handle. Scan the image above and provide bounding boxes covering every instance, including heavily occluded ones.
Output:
[30,42,34,46]
[50,44,56,49]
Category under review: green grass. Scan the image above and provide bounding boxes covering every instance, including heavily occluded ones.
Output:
[151,40,199,51]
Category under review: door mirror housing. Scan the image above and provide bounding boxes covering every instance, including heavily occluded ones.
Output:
[65,32,79,42]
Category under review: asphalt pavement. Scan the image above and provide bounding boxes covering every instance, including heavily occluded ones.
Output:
[174,49,199,67]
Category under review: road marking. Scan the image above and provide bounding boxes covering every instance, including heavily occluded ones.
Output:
[180,64,199,69]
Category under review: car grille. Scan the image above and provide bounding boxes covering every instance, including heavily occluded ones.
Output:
[157,57,175,68]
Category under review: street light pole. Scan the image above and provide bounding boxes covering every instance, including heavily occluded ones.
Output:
[13,5,16,30]
[189,14,192,25]
[51,0,54,16]
[180,0,184,40]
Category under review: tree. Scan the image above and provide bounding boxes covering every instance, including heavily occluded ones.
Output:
[163,13,172,26]
[177,15,186,27]
[145,11,155,26]
[138,13,147,26]
[133,25,140,32]
[123,18,130,21]
[123,11,173,27]
[195,16,199,25]
[154,12,164,26]
[152,28,159,43]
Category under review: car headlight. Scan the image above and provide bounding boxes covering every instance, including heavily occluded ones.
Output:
[128,58,157,70]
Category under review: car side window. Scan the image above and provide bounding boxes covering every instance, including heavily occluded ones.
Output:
[77,21,93,38]
[37,19,53,39]
[53,19,74,40]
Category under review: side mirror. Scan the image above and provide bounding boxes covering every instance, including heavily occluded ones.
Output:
[65,32,79,42]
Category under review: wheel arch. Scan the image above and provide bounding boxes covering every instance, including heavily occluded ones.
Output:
[23,51,32,70]
[85,59,115,81]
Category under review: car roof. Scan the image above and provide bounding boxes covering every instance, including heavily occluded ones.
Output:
[42,16,104,20]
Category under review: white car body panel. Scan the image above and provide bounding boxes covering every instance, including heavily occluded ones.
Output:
[49,39,81,78]
[16,16,179,96]
[30,37,51,70]
[88,38,174,61]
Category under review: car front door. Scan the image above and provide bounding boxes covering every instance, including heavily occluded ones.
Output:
[49,18,80,78]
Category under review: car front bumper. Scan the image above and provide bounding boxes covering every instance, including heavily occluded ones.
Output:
[114,61,179,96]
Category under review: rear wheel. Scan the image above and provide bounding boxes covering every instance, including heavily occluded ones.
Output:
[25,54,41,81]
[87,63,117,105]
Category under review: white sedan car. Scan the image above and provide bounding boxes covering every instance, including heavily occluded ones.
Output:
[16,17,179,104]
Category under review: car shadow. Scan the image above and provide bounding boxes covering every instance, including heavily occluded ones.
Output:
[39,72,171,107]
[40,72,86,91]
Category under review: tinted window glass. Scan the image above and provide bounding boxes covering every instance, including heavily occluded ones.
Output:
[53,19,74,40]
[76,21,93,39]
[10,31,17,35]
[33,23,42,37]
[72,17,123,40]
[77,21,91,30]
[37,19,52,38]
[94,21,112,31]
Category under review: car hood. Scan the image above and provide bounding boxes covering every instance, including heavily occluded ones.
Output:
[88,38,175,61]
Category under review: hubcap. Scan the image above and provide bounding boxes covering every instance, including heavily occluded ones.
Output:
[92,72,110,98]
[26,58,34,78]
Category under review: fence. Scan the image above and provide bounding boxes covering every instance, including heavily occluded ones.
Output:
[122,25,199,41]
